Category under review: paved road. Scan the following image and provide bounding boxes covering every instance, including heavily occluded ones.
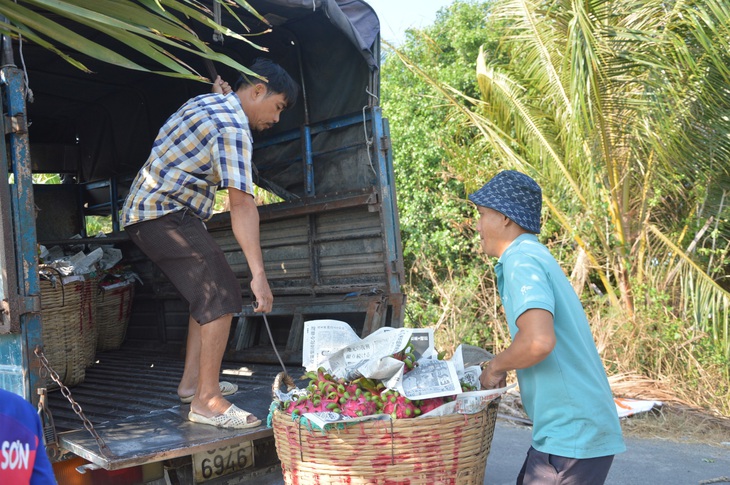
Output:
[486,421,730,485]
[260,419,730,484]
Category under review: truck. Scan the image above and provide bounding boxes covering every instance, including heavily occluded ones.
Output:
[0,1,405,483]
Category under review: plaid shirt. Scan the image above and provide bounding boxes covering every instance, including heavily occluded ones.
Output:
[122,93,254,225]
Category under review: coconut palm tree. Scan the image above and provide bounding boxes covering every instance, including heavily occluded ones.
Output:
[0,0,266,80]
[392,0,730,360]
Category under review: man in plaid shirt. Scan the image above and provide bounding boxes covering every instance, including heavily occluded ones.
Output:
[123,58,299,429]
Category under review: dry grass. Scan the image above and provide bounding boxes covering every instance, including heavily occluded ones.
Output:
[496,387,730,447]
[620,404,730,446]
[595,312,730,417]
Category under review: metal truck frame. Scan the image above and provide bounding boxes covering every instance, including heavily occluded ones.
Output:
[0,1,404,482]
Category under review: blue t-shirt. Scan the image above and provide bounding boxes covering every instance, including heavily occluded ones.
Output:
[496,234,625,459]
[0,389,57,484]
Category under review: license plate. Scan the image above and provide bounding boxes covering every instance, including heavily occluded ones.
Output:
[193,441,254,482]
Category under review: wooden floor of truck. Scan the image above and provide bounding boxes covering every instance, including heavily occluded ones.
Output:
[47,348,302,470]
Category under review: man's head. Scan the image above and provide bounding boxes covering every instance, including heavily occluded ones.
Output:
[235,58,300,132]
[468,170,542,257]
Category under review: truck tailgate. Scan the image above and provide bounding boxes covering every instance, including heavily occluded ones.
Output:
[48,349,301,470]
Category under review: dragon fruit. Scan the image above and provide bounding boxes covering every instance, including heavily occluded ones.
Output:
[341,395,378,417]
[286,397,317,415]
[314,398,341,413]
[381,391,419,419]
[417,396,446,415]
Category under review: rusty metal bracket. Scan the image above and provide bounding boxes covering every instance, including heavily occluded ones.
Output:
[0,299,10,331]
[4,113,27,134]
[379,134,391,152]
[37,387,60,460]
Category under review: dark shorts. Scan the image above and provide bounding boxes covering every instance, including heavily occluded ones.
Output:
[517,446,614,485]
[125,210,243,325]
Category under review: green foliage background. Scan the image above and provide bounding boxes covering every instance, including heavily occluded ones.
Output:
[382,0,730,415]
[382,1,494,326]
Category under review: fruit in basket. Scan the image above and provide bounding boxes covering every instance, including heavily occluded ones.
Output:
[417,396,446,414]
[282,336,482,420]
[391,343,417,373]
[341,393,378,417]
[381,390,420,418]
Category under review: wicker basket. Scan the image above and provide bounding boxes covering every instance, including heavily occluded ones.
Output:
[80,277,98,367]
[272,398,499,484]
[39,274,87,387]
[95,281,134,351]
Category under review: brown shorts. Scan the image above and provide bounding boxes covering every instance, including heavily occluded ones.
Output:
[517,446,615,485]
[125,210,243,324]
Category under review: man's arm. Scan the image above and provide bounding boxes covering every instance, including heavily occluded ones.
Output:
[228,187,273,312]
[480,308,556,389]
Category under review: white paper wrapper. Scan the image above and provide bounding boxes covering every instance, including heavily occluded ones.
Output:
[419,384,516,418]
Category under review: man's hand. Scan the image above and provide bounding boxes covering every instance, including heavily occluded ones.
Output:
[228,188,272,313]
[480,363,507,390]
[250,274,273,313]
[212,75,232,95]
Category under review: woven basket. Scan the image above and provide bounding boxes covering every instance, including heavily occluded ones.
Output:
[272,398,499,484]
[80,277,98,367]
[95,281,134,351]
[39,274,87,387]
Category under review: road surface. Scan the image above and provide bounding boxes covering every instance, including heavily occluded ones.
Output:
[486,421,730,485]
[260,419,730,484]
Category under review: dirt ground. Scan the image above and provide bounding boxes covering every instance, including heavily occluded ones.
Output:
[619,404,730,447]
[498,390,730,447]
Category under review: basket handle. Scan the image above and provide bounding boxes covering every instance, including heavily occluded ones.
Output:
[272,371,296,400]
[39,265,67,306]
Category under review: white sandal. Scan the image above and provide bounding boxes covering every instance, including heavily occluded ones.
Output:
[179,381,238,403]
[188,404,261,429]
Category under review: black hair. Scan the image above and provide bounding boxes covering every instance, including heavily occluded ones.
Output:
[233,58,300,109]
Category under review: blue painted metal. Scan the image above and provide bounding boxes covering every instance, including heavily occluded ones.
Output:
[0,66,43,403]
[368,107,404,296]
[254,111,369,150]
[0,335,25,396]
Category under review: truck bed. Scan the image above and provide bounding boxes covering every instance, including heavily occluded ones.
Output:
[47,347,304,470]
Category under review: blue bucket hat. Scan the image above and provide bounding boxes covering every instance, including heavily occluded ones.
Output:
[468,170,542,234]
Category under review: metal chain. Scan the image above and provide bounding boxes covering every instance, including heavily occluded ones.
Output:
[34,346,109,456]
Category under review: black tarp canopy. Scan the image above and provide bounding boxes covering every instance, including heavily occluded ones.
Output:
[15,0,381,186]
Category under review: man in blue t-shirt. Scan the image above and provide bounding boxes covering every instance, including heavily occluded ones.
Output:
[0,388,57,484]
[470,170,625,484]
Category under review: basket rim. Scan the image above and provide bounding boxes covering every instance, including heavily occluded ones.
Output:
[271,397,499,429]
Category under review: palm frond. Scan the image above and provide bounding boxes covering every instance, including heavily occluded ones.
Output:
[0,0,264,80]
[648,224,730,358]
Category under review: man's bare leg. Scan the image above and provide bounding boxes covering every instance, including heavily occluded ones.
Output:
[189,314,234,416]
[177,316,201,399]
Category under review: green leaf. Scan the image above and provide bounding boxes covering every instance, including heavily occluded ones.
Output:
[0,2,147,70]
[0,20,91,72]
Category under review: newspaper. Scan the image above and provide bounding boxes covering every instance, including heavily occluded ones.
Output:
[408,327,437,361]
[394,358,462,399]
[301,411,391,429]
[303,320,415,380]
[419,384,516,418]
[291,320,515,424]
[302,319,362,371]
[302,320,486,400]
